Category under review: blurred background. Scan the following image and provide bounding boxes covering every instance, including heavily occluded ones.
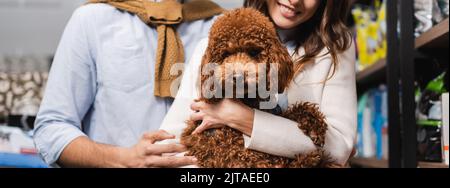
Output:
[0,0,448,168]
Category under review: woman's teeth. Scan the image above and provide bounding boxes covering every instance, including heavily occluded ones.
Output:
[278,3,298,18]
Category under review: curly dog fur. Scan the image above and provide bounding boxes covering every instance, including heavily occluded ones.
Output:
[180,8,338,168]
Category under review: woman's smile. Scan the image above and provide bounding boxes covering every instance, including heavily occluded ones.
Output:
[277,1,301,19]
[267,0,320,29]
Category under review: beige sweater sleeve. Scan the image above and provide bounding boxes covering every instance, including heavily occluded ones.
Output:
[244,44,358,165]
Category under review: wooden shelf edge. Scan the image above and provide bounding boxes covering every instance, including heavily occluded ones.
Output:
[356,59,387,83]
[418,162,449,168]
[415,18,449,49]
[350,157,388,168]
[350,157,449,168]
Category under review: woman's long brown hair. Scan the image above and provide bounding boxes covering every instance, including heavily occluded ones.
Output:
[243,0,352,76]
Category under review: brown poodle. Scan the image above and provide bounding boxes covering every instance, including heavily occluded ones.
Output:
[181,8,337,168]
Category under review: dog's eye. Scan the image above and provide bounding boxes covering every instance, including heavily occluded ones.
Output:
[222,51,231,59]
[248,49,261,58]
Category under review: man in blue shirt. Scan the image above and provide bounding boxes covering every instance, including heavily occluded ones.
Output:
[33,1,221,167]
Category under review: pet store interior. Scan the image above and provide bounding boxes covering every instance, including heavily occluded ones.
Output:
[0,0,448,168]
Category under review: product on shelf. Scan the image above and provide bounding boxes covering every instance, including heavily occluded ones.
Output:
[415,0,434,37]
[416,72,448,162]
[357,85,388,160]
[438,0,449,17]
[442,93,449,165]
[352,0,387,72]
[0,125,35,154]
[0,125,47,168]
[415,0,449,37]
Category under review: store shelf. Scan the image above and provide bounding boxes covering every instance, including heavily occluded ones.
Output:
[350,157,388,168]
[418,162,449,168]
[415,18,449,49]
[356,59,387,85]
[350,157,449,168]
[353,0,448,168]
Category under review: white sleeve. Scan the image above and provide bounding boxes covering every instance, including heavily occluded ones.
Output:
[244,44,357,165]
[157,38,208,143]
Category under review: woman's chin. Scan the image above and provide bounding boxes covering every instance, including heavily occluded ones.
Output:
[273,19,300,30]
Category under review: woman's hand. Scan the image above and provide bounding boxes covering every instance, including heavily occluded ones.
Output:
[190,99,255,136]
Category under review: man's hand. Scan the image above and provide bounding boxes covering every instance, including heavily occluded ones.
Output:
[58,130,196,168]
[122,130,197,168]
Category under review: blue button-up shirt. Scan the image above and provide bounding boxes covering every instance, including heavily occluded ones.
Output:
[33,3,217,166]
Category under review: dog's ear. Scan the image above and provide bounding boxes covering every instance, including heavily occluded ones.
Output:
[199,48,212,99]
[268,40,294,93]
[199,46,222,103]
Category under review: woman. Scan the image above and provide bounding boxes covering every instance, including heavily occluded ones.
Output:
[160,0,356,166]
